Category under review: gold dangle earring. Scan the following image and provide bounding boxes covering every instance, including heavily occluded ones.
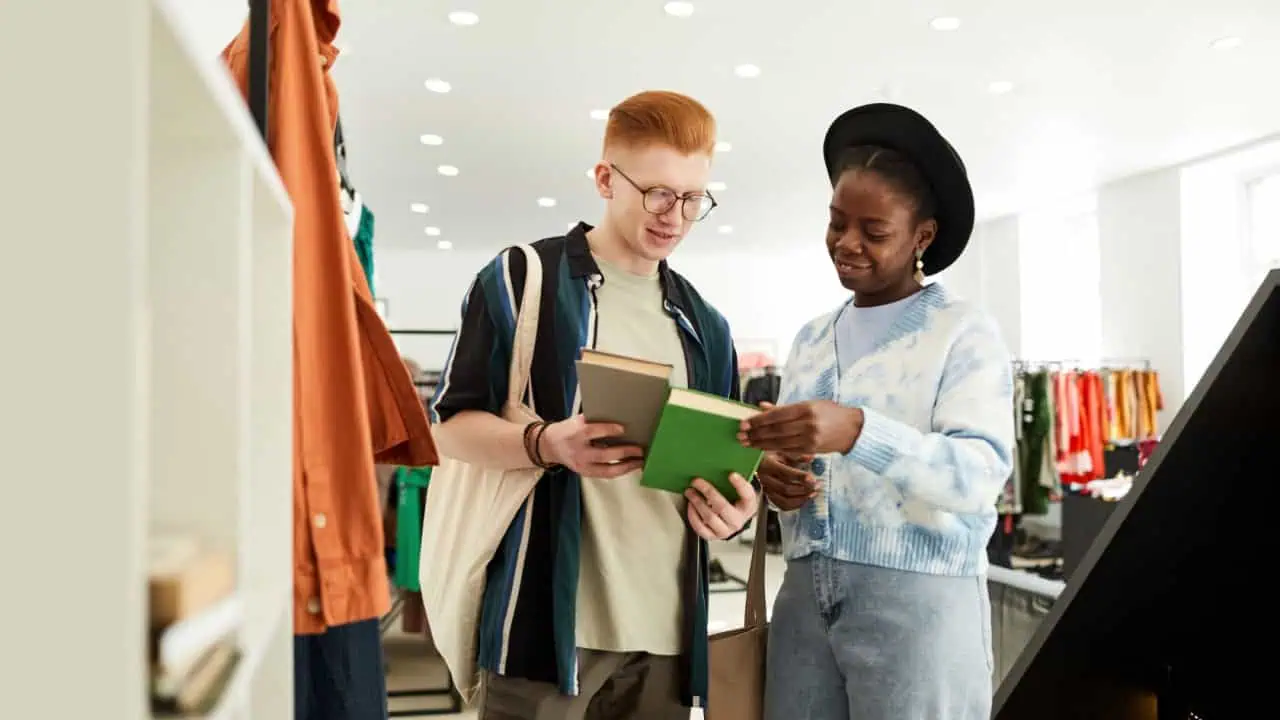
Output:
[913,249,925,285]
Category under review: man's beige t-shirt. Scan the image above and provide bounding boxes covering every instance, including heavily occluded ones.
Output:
[576,254,689,656]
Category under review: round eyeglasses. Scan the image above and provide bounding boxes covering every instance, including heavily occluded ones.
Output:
[609,164,718,222]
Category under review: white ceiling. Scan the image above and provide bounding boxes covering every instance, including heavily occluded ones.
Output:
[260,1,1280,252]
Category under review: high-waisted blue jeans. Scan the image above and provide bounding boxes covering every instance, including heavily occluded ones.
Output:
[765,554,993,720]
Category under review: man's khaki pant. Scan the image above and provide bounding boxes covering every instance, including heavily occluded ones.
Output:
[478,650,689,720]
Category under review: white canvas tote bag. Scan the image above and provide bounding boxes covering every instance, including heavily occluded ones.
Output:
[418,243,545,701]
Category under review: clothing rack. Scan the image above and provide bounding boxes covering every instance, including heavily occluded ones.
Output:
[381,325,462,714]
[1013,357,1152,370]
[390,329,457,389]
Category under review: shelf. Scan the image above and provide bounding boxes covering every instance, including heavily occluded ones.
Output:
[7,0,292,715]
[145,0,293,714]
[192,594,291,720]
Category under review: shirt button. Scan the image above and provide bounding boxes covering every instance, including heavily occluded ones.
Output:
[307,597,321,614]
[313,513,327,529]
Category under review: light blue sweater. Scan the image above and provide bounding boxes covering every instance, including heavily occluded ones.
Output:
[778,283,1015,577]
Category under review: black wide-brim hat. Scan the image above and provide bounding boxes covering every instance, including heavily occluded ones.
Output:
[822,103,975,276]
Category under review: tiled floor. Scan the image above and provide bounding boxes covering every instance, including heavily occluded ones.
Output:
[385,539,785,719]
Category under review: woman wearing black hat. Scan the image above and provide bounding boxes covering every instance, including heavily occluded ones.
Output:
[737,104,1015,719]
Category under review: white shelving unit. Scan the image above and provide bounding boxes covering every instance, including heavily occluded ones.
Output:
[2,1,293,717]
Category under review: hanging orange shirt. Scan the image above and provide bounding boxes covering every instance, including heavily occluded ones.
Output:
[1138,370,1164,440]
[223,0,436,635]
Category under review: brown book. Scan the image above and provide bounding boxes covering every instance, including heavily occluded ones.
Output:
[149,535,236,628]
[576,349,673,449]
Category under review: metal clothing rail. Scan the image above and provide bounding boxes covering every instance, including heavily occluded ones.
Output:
[380,594,463,717]
[1013,357,1153,370]
[247,0,269,142]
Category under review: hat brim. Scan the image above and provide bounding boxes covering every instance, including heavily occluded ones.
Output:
[822,103,975,276]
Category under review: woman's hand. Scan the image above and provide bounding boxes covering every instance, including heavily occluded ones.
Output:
[739,400,864,455]
[684,472,758,540]
[757,452,819,511]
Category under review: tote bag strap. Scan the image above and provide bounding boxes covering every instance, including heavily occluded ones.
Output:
[743,500,771,628]
[505,244,544,409]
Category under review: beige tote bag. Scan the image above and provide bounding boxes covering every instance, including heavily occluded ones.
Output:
[419,244,544,703]
[706,502,771,720]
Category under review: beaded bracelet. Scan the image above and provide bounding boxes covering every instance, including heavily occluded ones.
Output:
[531,421,553,469]
[522,421,544,466]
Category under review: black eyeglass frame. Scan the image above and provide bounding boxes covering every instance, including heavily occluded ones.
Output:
[608,163,719,222]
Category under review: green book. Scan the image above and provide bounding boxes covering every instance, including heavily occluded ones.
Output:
[641,387,765,503]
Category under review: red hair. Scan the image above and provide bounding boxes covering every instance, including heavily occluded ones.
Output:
[603,90,717,155]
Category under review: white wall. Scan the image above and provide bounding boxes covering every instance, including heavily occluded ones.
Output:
[1179,139,1280,396]
[1098,169,1185,430]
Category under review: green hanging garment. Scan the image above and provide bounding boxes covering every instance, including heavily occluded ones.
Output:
[1018,371,1053,516]
[393,466,432,591]
[352,204,376,296]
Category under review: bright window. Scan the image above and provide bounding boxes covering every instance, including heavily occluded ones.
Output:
[1247,173,1280,269]
[1017,199,1103,363]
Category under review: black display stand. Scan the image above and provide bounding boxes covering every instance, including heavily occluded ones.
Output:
[1060,493,1119,581]
[994,270,1279,720]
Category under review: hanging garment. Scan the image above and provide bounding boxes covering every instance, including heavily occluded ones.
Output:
[1052,371,1072,473]
[743,371,781,406]
[393,467,431,592]
[352,201,375,295]
[1084,371,1106,482]
[293,618,387,719]
[1102,370,1120,444]
[222,0,436,639]
[1137,370,1164,440]
[1019,371,1053,516]
[1037,376,1061,496]
[1000,374,1026,514]
[1112,370,1135,444]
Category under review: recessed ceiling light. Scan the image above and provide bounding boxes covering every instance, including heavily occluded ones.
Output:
[437,240,453,250]
[410,203,429,214]
[419,134,444,146]
[663,1,694,18]
[1210,35,1244,51]
[717,225,733,234]
[930,16,961,31]
[589,108,610,120]
[707,181,727,192]
[733,64,761,79]
[567,221,578,230]
[425,226,442,237]
[437,165,459,177]
[424,78,452,93]
[586,168,597,179]
[988,80,1015,95]
[448,10,479,26]
[537,197,557,208]
[715,141,732,152]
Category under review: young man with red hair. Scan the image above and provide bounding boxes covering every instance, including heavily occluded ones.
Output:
[431,90,758,719]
